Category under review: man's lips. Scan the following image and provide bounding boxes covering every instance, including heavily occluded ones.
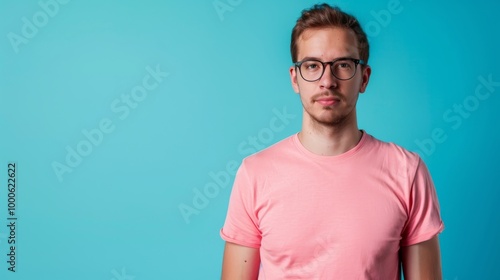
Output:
[316,97,340,106]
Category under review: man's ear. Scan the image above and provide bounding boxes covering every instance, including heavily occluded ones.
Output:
[359,65,371,93]
[290,66,300,93]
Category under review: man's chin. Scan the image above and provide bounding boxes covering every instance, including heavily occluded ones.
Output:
[312,114,346,127]
[303,108,350,126]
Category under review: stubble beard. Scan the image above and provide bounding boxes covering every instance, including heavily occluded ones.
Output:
[303,94,356,129]
[307,106,350,128]
[322,108,347,125]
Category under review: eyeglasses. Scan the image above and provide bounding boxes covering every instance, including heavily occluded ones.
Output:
[294,58,366,82]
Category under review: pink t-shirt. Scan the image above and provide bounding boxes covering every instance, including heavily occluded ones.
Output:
[220,131,444,279]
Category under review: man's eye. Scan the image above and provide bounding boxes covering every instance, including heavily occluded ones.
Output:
[338,62,351,69]
[303,62,321,71]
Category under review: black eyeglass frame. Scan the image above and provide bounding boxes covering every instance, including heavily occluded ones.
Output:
[294,57,366,82]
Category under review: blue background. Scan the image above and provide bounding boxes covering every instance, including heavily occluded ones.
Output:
[1,0,499,279]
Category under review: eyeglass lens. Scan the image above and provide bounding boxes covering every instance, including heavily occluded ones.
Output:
[300,59,357,81]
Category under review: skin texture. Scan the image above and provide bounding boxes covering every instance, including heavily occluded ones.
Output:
[401,235,443,280]
[221,242,260,280]
[221,27,442,279]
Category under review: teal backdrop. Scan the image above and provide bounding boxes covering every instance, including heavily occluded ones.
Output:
[1,0,499,279]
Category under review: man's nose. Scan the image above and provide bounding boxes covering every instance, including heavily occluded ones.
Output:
[319,65,338,89]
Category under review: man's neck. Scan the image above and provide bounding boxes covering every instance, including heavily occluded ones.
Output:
[298,116,362,156]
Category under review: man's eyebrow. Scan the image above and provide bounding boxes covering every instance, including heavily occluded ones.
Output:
[299,56,320,61]
[299,55,358,62]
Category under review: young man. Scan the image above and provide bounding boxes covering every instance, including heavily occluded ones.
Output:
[220,3,444,279]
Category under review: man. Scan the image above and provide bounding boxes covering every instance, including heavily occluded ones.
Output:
[220,3,444,279]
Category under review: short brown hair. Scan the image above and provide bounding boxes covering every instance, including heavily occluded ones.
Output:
[290,3,369,64]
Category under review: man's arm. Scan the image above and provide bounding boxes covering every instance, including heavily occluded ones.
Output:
[401,235,443,280]
[221,242,260,280]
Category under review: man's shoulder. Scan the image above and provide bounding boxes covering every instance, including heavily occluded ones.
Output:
[366,132,422,167]
[241,134,297,166]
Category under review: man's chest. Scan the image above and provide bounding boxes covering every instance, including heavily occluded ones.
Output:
[255,168,408,270]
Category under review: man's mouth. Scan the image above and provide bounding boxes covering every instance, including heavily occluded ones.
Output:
[316,97,340,106]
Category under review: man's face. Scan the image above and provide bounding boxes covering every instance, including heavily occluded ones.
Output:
[290,27,371,127]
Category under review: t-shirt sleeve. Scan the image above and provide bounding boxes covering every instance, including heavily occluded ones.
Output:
[220,160,262,248]
[401,157,444,246]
